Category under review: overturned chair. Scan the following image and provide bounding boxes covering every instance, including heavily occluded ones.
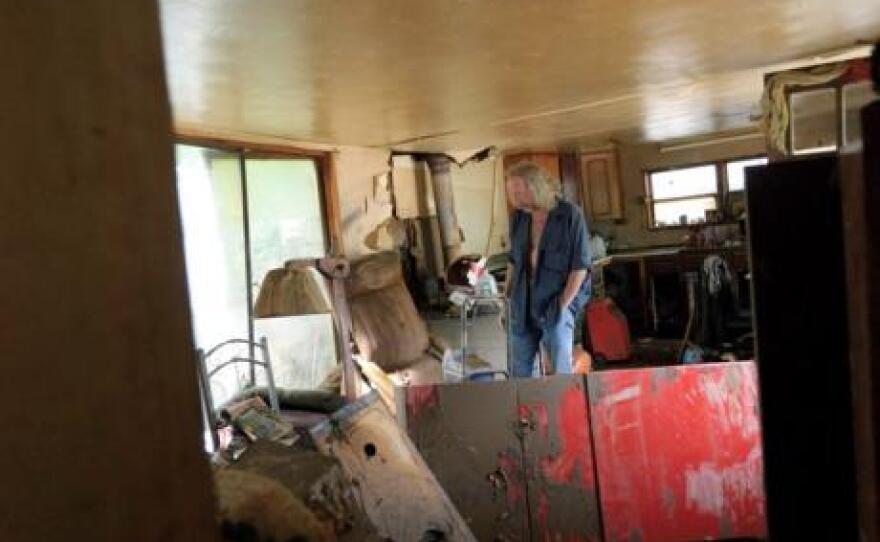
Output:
[347,251,491,407]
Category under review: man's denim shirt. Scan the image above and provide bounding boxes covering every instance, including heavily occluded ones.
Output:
[507,199,591,334]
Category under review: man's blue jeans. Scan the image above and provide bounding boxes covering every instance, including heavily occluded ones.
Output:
[510,303,577,377]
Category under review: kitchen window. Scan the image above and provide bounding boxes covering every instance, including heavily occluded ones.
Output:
[646,156,767,228]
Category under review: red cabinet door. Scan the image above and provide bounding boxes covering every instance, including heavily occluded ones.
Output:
[588,362,767,542]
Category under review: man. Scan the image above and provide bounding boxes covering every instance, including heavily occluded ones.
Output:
[503,161,591,377]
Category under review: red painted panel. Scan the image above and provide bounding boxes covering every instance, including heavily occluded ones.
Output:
[519,376,602,542]
[588,362,767,542]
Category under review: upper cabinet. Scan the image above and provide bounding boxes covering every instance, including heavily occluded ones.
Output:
[504,152,561,182]
[580,149,624,221]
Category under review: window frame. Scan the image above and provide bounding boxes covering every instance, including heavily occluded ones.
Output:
[176,134,340,252]
[645,154,766,230]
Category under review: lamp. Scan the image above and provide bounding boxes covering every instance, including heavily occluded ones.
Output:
[253,256,358,402]
[253,264,332,317]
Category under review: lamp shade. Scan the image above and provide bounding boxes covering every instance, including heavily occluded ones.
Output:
[253,265,332,317]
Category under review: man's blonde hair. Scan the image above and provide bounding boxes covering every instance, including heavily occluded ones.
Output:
[505,160,561,210]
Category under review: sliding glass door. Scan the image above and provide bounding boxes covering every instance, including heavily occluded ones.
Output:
[245,158,336,390]
[175,144,336,408]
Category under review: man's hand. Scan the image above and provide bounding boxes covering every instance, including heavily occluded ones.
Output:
[559,269,588,313]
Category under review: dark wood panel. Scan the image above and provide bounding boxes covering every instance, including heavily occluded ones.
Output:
[0,1,218,539]
[558,151,583,206]
[841,100,880,541]
[746,156,859,540]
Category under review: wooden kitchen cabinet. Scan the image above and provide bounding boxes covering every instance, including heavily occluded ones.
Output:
[504,152,560,182]
[580,149,623,221]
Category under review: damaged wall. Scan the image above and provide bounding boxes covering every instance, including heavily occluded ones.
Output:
[392,154,509,267]
[590,138,767,250]
[335,146,394,258]
[450,156,509,256]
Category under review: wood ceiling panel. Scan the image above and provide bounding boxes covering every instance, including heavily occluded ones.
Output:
[159,0,880,150]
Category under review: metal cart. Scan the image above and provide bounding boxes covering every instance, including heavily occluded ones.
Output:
[456,293,512,381]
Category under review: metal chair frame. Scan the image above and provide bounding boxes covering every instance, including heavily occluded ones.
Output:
[195,336,279,452]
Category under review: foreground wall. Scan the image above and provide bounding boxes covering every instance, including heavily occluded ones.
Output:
[0,2,217,539]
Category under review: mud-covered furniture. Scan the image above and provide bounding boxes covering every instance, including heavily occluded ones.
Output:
[347,251,444,386]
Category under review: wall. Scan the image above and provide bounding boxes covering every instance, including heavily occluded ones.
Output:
[450,156,509,256]
[392,154,509,260]
[0,1,217,539]
[334,146,394,258]
[592,137,767,250]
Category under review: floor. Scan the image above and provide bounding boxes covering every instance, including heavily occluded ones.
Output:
[424,310,509,373]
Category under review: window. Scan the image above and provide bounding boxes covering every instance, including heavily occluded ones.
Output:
[790,87,839,155]
[175,144,336,410]
[725,157,769,192]
[647,164,719,227]
[646,156,767,228]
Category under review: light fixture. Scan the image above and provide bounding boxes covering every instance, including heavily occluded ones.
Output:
[658,131,764,154]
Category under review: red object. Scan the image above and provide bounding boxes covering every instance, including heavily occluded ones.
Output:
[588,362,767,542]
[586,298,631,361]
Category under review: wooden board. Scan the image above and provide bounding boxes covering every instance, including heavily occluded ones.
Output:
[401,376,602,541]
[840,101,880,542]
[747,156,858,540]
[504,153,561,181]
[0,1,217,539]
[580,149,624,221]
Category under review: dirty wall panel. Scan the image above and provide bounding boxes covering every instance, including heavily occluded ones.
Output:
[518,375,602,542]
[588,362,767,542]
[402,381,528,541]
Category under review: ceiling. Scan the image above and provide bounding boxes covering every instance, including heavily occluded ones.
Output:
[159,0,880,152]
